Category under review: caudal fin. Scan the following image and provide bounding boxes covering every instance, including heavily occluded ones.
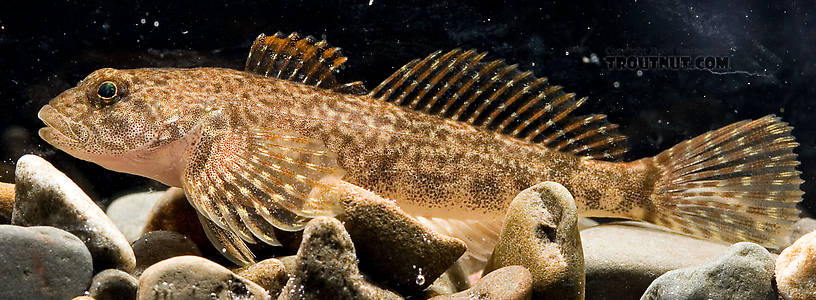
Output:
[647,115,803,249]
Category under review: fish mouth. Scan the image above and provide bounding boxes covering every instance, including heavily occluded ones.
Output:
[37,105,87,146]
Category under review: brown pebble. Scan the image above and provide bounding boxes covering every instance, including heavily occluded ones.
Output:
[315,180,467,295]
[235,258,289,298]
[431,265,532,300]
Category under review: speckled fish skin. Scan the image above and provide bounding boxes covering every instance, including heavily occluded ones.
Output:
[38,33,803,265]
[40,67,645,218]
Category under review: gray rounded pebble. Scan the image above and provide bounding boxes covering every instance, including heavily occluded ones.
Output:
[105,191,163,242]
[138,255,270,300]
[88,269,138,300]
[279,217,403,300]
[641,242,776,300]
[131,230,202,276]
[581,222,729,300]
[12,154,136,272]
[0,225,93,300]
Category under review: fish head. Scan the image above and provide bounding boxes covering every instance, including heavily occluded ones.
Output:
[38,67,215,185]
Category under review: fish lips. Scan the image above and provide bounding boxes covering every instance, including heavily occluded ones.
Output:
[37,104,88,148]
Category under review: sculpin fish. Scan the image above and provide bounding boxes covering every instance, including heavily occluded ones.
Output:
[38,32,803,266]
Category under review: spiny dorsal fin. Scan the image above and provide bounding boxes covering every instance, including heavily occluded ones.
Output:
[245,32,361,92]
[368,49,627,160]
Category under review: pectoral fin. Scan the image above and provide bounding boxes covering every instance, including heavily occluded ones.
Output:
[182,115,345,265]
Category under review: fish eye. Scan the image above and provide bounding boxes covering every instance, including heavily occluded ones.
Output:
[97,81,118,102]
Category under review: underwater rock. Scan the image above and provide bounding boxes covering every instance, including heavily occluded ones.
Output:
[641,242,776,300]
[140,187,237,263]
[577,217,599,230]
[430,265,533,300]
[141,188,207,247]
[138,255,269,300]
[776,231,816,300]
[581,221,729,299]
[278,217,403,300]
[12,155,136,273]
[106,191,163,242]
[484,181,584,300]
[425,262,470,297]
[0,182,13,223]
[88,269,138,300]
[789,217,816,244]
[131,230,202,276]
[0,225,92,300]
[320,180,467,294]
[235,258,289,298]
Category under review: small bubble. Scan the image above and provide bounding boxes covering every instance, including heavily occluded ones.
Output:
[153,21,159,27]
[636,70,643,77]
[415,274,425,285]
[613,81,620,88]
[565,51,570,56]
[140,18,146,24]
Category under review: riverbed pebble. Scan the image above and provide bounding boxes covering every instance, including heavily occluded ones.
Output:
[235,258,289,298]
[430,265,533,300]
[641,242,776,300]
[776,230,816,300]
[319,180,467,294]
[106,191,163,242]
[131,230,202,276]
[88,269,138,300]
[484,181,584,300]
[581,221,730,299]
[0,182,13,223]
[278,217,403,299]
[12,154,135,272]
[138,255,270,299]
[0,225,92,300]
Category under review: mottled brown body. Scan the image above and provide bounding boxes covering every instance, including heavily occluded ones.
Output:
[113,67,650,221]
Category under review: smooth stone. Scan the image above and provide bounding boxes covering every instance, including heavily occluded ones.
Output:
[431,265,533,300]
[426,263,470,297]
[131,230,202,276]
[581,222,730,300]
[12,154,136,272]
[484,182,584,300]
[318,180,467,294]
[0,225,92,300]
[141,188,208,249]
[105,191,163,242]
[789,217,816,245]
[138,255,269,299]
[577,217,599,230]
[88,269,138,300]
[641,242,776,300]
[278,217,402,300]
[776,230,816,300]
[0,182,13,223]
[235,258,289,298]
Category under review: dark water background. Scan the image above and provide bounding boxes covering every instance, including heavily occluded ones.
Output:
[1,0,814,216]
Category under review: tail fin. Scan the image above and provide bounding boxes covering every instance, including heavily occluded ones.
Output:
[647,115,803,249]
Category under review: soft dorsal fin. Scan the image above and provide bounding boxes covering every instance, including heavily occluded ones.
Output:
[245,32,365,94]
[368,49,627,160]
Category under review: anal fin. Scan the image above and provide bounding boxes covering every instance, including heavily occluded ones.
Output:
[415,216,502,275]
